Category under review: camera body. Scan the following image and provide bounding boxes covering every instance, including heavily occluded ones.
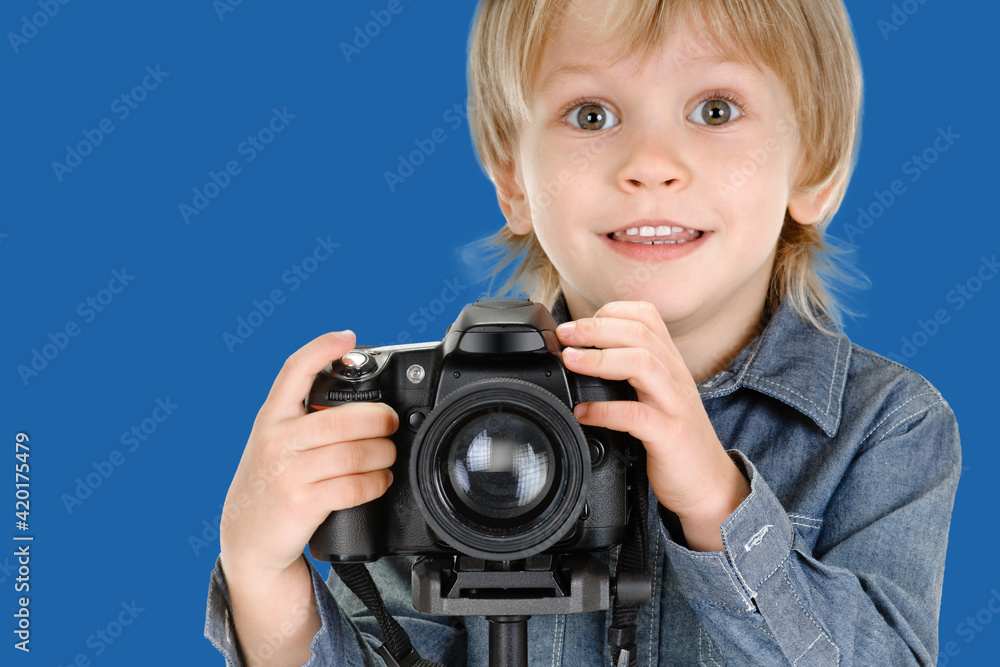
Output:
[306,297,638,563]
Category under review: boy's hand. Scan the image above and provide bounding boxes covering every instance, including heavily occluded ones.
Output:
[220,330,399,579]
[556,301,750,552]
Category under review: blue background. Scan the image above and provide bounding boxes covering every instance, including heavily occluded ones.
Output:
[1,1,995,665]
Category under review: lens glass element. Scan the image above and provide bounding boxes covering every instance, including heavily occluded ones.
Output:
[444,410,556,523]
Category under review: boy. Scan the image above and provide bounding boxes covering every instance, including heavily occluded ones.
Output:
[206,0,960,664]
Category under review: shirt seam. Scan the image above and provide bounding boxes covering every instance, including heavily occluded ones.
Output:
[859,392,940,446]
[825,336,843,415]
[665,548,755,611]
[648,528,660,667]
[782,567,841,666]
[745,374,828,417]
[550,614,563,667]
[698,628,723,667]
[698,328,767,399]
[872,401,946,447]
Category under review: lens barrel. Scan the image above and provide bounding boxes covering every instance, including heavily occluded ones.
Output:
[410,378,591,560]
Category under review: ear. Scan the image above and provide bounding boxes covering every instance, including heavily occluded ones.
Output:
[494,160,533,235]
[787,179,838,226]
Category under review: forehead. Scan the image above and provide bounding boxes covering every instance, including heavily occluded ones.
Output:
[537,0,763,91]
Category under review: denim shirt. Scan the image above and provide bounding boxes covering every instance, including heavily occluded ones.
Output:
[205,296,960,666]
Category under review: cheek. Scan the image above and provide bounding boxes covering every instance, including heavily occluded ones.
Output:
[524,152,595,222]
[710,147,794,225]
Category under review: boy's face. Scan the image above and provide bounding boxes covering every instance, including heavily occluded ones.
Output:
[497,0,828,337]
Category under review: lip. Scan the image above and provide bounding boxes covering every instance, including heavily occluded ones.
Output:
[606,219,705,236]
[601,222,710,261]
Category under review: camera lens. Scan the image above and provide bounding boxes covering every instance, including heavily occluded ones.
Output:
[411,378,590,561]
[444,410,557,524]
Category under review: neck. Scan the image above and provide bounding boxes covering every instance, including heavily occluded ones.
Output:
[667,299,768,382]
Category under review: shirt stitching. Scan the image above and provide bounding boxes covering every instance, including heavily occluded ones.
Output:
[872,402,945,447]
[746,374,826,415]
[757,550,792,590]
[721,490,760,601]
[783,568,841,666]
[859,392,939,445]
[550,614,563,667]
[698,628,722,667]
[790,521,820,530]
[648,529,660,667]
[719,552,756,609]
[793,634,827,666]
[699,328,767,399]
[674,549,755,610]
[826,336,843,415]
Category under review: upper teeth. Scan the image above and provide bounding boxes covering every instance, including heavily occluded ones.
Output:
[622,226,693,237]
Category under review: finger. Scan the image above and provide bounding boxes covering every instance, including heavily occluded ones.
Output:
[596,301,685,362]
[296,437,397,481]
[259,330,357,422]
[308,469,395,514]
[557,312,672,362]
[594,301,670,340]
[281,401,399,452]
[561,346,677,410]
[574,400,668,445]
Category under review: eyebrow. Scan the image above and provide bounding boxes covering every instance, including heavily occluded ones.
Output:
[538,64,598,93]
[538,56,767,93]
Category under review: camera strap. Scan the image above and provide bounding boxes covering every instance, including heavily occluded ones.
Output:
[331,562,444,667]
[608,449,650,667]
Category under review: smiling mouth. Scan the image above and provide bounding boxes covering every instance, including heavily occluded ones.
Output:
[607,225,704,245]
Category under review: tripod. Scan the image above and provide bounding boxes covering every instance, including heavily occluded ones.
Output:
[411,553,649,667]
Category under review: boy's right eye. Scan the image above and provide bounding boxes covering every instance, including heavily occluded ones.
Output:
[564,102,620,131]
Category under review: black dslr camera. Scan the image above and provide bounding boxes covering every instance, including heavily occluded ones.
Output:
[306,297,639,564]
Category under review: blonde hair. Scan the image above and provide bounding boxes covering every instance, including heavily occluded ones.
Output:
[466,0,863,331]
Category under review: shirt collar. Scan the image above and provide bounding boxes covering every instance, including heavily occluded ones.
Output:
[549,293,850,437]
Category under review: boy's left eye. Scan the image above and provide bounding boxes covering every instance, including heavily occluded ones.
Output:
[688,99,743,126]
[565,103,620,131]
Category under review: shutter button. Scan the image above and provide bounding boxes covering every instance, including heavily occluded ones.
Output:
[331,351,378,379]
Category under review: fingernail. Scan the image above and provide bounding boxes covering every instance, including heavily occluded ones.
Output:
[563,347,583,362]
[574,403,588,418]
[386,470,394,485]
[557,322,576,337]
[337,329,354,341]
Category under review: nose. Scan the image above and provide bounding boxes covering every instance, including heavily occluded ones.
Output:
[616,126,690,192]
